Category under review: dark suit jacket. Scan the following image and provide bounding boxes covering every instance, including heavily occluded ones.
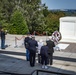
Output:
[0,31,6,39]
[28,39,38,53]
[46,40,55,54]
[40,45,49,57]
[24,37,30,49]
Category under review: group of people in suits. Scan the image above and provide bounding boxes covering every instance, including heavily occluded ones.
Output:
[0,29,55,69]
[24,33,55,69]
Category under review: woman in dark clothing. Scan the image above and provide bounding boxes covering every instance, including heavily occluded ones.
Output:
[40,42,49,69]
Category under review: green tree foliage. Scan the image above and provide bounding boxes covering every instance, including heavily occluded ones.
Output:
[43,10,66,35]
[0,0,68,35]
[9,10,29,34]
[22,0,46,33]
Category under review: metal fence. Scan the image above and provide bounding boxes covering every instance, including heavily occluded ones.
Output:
[0,69,72,75]
[31,69,72,75]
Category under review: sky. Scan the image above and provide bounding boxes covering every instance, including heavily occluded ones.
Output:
[41,0,76,10]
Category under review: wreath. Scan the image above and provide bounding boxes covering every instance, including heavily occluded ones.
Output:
[52,31,62,44]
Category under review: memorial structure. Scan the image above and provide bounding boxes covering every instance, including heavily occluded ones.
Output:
[60,16,76,41]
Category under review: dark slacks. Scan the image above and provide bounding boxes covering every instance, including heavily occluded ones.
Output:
[38,54,41,63]
[41,54,48,65]
[29,52,36,67]
[1,39,5,49]
[47,53,53,65]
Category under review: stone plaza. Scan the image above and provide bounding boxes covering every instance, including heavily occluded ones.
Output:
[0,34,76,75]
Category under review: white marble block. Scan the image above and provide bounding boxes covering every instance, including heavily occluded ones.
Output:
[59,17,76,40]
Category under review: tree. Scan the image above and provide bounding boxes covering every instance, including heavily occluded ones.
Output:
[22,0,46,33]
[9,10,29,34]
[44,11,66,35]
[0,0,67,35]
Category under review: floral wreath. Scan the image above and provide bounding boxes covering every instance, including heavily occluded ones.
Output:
[52,31,62,44]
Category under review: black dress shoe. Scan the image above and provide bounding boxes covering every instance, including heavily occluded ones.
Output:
[1,48,5,49]
[50,63,52,65]
[27,59,29,61]
[31,65,34,67]
[30,64,35,67]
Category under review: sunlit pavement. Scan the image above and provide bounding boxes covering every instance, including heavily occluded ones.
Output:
[0,34,76,75]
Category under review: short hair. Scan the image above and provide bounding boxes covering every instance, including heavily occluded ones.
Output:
[43,42,47,45]
[27,32,30,35]
[39,39,43,42]
[31,36,35,39]
[48,36,52,39]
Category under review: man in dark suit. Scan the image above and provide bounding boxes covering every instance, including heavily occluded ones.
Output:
[24,33,31,61]
[0,28,7,49]
[28,36,38,67]
[46,36,55,65]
